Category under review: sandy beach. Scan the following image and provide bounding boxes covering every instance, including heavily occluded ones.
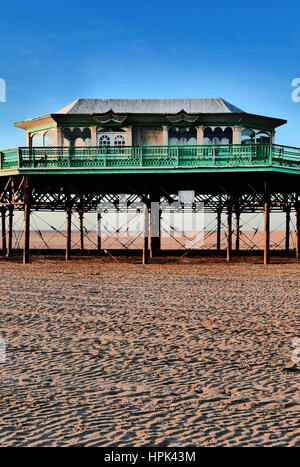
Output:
[0,254,300,447]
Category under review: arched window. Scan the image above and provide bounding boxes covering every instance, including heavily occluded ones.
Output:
[204,127,233,145]
[114,135,126,146]
[99,135,111,146]
[31,133,43,147]
[241,128,255,145]
[204,127,214,145]
[44,130,55,147]
[223,127,233,143]
[256,131,271,144]
[168,127,197,146]
[63,128,72,147]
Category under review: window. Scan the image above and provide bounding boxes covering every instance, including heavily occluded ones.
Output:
[114,135,126,146]
[168,127,197,146]
[256,132,271,144]
[241,128,255,145]
[44,130,55,147]
[204,127,233,145]
[99,135,111,146]
[31,133,43,147]
[98,132,126,146]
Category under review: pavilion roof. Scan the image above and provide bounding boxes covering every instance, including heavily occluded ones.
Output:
[56,98,245,115]
[14,98,287,131]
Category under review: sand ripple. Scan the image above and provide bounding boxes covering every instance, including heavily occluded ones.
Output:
[0,256,300,446]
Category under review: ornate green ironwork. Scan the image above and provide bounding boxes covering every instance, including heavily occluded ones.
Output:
[0,144,300,173]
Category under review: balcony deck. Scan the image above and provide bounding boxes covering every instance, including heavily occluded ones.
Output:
[1,144,300,176]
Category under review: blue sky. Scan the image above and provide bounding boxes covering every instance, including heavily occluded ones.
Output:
[1,0,300,148]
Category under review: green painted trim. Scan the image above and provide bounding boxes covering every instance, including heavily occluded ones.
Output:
[53,121,275,131]
[59,123,98,128]
[13,166,289,176]
[59,122,123,128]
[1,165,300,177]
[27,123,57,133]
[270,165,300,175]
[2,144,300,176]
[15,114,52,126]
[129,122,178,127]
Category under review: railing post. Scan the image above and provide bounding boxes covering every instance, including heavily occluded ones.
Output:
[140,147,143,166]
[269,144,273,165]
[0,152,2,171]
[251,143,255,164]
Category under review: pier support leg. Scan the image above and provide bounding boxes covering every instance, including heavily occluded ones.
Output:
[285,208,290,254]
[142,203,149,265]
[216,210,221,253]
[150,201,161,258]
[66,206,72,261]
[1,207,6,256]
[227,204,232,262]
[264,180,270,265]
[296,207,300,260]
[235,210,240,252]
[97,213,101,253]
[78,210,84,251]
[23,176,31,264]
[6,205,13,258]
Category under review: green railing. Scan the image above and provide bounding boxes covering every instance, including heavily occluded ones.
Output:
[0,148,20,170]
[0,144,300,172]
